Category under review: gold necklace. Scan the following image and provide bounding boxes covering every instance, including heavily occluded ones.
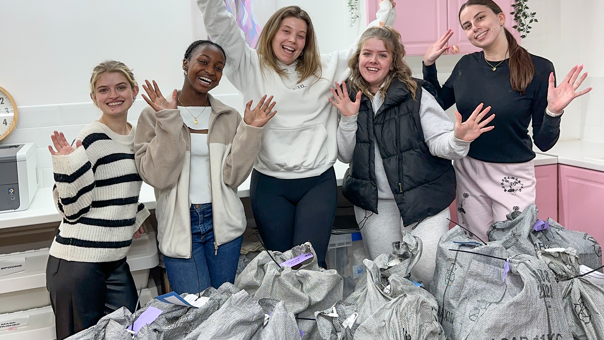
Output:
[484,57,506,72]
[177,97,208,125]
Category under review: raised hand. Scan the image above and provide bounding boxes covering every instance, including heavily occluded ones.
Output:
[454,103,495,142]
[546,65,592,114]
[329,82,361,117]
[244,95,277,127]
[48,131,82,156]
[141,80,177,112]
[424,29,454,66]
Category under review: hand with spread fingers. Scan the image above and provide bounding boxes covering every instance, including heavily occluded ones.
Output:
[424,29,454,66]
[141,80,177,112]
[454,103,496,142]
[329,81,361,117]
[244,95,277,127]
[546,65,592,114]
[48,131,82,156]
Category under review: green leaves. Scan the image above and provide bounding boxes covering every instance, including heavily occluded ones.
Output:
[511,0,538,39]
[348,0,360,27]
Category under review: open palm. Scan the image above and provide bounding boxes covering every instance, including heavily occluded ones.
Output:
[454,103,495,142]
[141,80,177,112]
[244,95,277,127]
[547,65,592,114]
[329,82,361,117]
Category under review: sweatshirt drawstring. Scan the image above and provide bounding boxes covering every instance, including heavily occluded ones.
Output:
[214,242,218,256]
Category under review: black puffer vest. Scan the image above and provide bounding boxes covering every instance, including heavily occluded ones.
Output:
[342,77,456,226]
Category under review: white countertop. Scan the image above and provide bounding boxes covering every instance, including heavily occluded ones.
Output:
[0,152,589,230]
[538,139,604,172]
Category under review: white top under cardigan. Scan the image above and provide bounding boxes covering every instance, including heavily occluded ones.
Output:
[196,0,396,179]
[337,88,471,199]
[179,105,212,204]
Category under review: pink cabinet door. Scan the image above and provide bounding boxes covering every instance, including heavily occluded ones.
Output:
[448,0,520,54]
[366,0,448,56]
[534,164,558,221]
[558,164,604,247]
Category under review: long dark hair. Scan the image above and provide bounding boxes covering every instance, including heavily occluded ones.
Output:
[460,0,534,94]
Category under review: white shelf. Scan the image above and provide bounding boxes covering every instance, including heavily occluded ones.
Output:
[0,306,55,340]
[0,232,158,295]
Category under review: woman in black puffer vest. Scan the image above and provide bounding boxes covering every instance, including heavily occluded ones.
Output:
[329,26,494,288]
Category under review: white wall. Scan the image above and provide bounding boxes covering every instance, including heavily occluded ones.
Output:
[1,0,603,188]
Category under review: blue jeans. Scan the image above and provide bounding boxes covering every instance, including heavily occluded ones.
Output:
[163,204,243,294]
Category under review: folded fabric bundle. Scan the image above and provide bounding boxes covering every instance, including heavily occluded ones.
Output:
[235,242,343,339]
[538,248,604,340]
[488,204,603,270]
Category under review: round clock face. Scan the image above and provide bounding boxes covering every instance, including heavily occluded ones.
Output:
[0,87,18,141]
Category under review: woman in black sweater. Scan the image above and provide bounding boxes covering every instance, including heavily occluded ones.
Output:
[422,0,591,240]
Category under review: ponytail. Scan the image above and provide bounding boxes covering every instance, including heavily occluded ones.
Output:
[505,28,534,94]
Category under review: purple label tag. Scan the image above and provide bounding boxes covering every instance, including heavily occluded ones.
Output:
[300,329,304,337]
[502,259,510,282]
[129,307,162,335]
[533,219,550,232]
[280,252,313,268]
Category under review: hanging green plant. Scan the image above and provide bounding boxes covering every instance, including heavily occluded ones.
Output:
[511,0,538,39]
[347,0,360,27]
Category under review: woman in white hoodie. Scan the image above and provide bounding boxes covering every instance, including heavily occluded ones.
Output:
[196,0,396,268]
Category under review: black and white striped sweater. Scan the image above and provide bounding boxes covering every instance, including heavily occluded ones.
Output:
[50,121,150,263]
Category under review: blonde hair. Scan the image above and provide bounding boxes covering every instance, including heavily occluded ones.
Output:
[89,60,137,101]
[348,26,417,100]
[256,6,322,83]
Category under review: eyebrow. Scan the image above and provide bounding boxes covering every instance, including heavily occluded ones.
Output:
[199,54,225,65]
[97,82,128,89]
[461,11,485,26]
[282,24,306,34]
[361,49,390,53]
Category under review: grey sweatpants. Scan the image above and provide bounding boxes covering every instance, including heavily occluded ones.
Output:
[354,201,450,288]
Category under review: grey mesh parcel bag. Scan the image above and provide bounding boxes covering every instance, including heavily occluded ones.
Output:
[430,225,509,339]
[454,253,572,340]
[488,204,603,270]
[538,248,604,340]
[235,242,343,340]
[317,232,444,340]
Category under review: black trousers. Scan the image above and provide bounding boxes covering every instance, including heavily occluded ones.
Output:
[250,167,337,268]
[46,255,138,340]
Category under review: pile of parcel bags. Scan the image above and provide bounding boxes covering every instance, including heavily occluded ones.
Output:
[68,204,604,339]
[432,204,604,339]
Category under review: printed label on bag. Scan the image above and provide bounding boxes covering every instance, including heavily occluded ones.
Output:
[0,258,25,277]
[155,292,208,308]
[280,252,313,268]
[342,312,358,329]
[580,265,604,286]
[352,264,365,279]
[0,316,29,331]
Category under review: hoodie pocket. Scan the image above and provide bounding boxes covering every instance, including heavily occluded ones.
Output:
[258,124,329,172]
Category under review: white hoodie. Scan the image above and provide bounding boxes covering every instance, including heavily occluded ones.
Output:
[197,0,396,179]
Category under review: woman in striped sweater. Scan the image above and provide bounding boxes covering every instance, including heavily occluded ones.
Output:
[45,60,150,340]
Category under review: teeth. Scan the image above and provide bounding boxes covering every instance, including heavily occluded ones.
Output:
[283,46,294,52]
[367,68,379,71]
[477,31,487,39]
[108,102,123,106]
[199,77,212,84]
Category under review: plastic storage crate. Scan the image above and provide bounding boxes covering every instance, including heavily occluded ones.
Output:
[326,232,368,297]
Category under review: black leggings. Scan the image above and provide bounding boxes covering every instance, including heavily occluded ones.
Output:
[250,167,337,268]
[46,255,138,340]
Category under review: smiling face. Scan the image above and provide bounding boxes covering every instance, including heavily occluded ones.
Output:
[459,4,506,50]
[183,44,225,94]
[270,16,307,65]
[91,72,138,116]
[358,38,393,95]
